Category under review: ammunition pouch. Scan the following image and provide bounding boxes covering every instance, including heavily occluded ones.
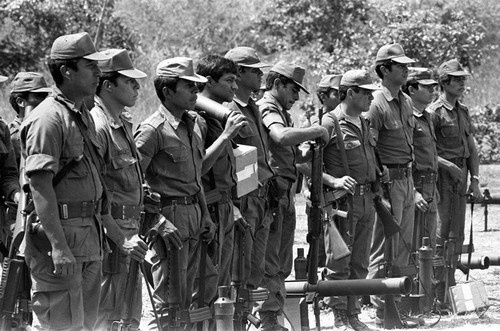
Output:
[102,239,122,274]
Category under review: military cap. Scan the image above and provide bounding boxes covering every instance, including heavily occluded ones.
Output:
[99,49,147,79]
[437,59,470,78]
[50,32,110,61]
[224,47,270,68]
[0,75,7,83]
[270,61,309,94]
[340,70,379,90]
[376,43,415,64]
[156,57,207,83]
[407,68,437,85]
[317,74,343,90]
[11,72,52,93]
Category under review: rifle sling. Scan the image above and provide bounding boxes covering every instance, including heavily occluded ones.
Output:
[332,115,350,176]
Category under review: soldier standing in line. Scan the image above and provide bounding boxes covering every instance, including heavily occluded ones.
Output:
[134,57,216,330]
[8,72,51,168]
[428,59,481,309]
[402,68,439,252]
[365,43,423,327]
[20,32,144,330]
[257,61,329,331]
[319,70,379,331]
[90,48,152,330]
[224,46,275,306]
[194,54,247,306]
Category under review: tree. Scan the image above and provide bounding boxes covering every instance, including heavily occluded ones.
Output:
[0,0,139,75]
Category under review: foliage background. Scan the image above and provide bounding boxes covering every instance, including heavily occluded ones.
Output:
[1,0,500,163]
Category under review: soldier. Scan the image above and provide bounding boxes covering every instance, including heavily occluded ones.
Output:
[20,32,143,330]
[428,59,481,309]
[134,57,216,330]
[258,61,329,330]
[194,54,247,306]
[224,47,275,308]
[316,74,343,115]
[90,49,152,330]
[0,74,20,252]
[365,43,422,327]
[402,68,439,252]
[8,72,51,167]
[320,70,379,331]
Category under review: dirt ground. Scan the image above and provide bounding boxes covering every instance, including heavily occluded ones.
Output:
[140,165,500,330]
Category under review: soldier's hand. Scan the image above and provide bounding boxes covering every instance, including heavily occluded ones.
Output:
[316,126,330,145]
[201,215,216,242]
[414,191,429,212]
[122,234,148,262]
[468,180,482,202]
[332,176,357,194]
[158,217,183,250]
[51,247,77,277]
[222,112,247,140]
[380,165,390,183]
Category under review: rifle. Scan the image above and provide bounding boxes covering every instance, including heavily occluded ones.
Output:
[373,149,403,329]
[231,213,266,331]
[0,151,32,330]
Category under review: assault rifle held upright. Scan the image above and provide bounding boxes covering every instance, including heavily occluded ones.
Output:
[0,153,32,330]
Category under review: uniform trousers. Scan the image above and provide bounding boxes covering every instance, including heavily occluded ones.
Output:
[367,176,415,310]
[323,193,375,315]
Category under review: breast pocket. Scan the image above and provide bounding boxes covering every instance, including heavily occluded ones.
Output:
[237,125,256,139]
[107,154,138,192]
[383,119,402,131]
[440,123,459,137]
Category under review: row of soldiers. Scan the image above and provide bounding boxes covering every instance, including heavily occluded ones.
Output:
[0,31,480,331]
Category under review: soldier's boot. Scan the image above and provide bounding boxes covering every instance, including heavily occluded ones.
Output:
[259,311,288,331]
[332,308,354,331]
[348,313,371,331]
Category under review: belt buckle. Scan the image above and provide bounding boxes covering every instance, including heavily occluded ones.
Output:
[183,196,189,205]
[61,204,68,220]
[359,185,365,196]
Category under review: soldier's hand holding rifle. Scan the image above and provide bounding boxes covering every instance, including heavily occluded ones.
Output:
[122,234,149,262]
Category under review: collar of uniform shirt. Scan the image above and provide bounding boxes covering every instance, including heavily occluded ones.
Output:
[94,95,124,129]
[440,95,456,111]
[234,95,248,107]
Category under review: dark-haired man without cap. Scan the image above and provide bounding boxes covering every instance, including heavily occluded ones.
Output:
[20,32,141,330]
[134,57,216,330]
[194,54,247,307]
[427,59,481,308]
[91,48,150,330]
[258,61,329,330]
[402,68,439,253]
[9,72,51,167]
[365,43,422,327]
[320,70,379,331]
[224,47,275,304]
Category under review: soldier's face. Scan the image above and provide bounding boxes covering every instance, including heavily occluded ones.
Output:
[167,79,199,111]
[323,89,341,110]
[444,76,467,98]
[352,88,374,112]
[238,67,263,92]
[70,59,102,97]
[277,82,300,110]
[413,84,436,105]
[110,75,140,108]
[208,72,238,103]
[385,62,408,86]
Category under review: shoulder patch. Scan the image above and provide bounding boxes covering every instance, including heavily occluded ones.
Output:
[146,111,166,129]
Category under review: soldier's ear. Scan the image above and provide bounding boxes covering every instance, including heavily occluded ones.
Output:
[15,96,27,108]
[60,65,71,79]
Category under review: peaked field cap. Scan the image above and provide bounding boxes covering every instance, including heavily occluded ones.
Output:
[317,74,343,89]
[407,67,437,85]
[11,72,52,93]
[270,61,309,94]
[224,47,270,68]
[50,32,110,61]
[438,59,471,77]
[340,69,379,90]
[0,75,7,83]
[99,49,147,79]
[376,43,415,64]
[156,57,207,83]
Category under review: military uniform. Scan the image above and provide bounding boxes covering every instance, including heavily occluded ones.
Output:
[428,95,472,289]
[135,106,205,329]
[21,87,106,330]
[259,91,298,313]
[227,97,274,289]
[412,108,439,251]
[366,85,415,310]
[321,107,377,315]
[8,117,22,168]
[0,119,20,246]
[91,97,143,329]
